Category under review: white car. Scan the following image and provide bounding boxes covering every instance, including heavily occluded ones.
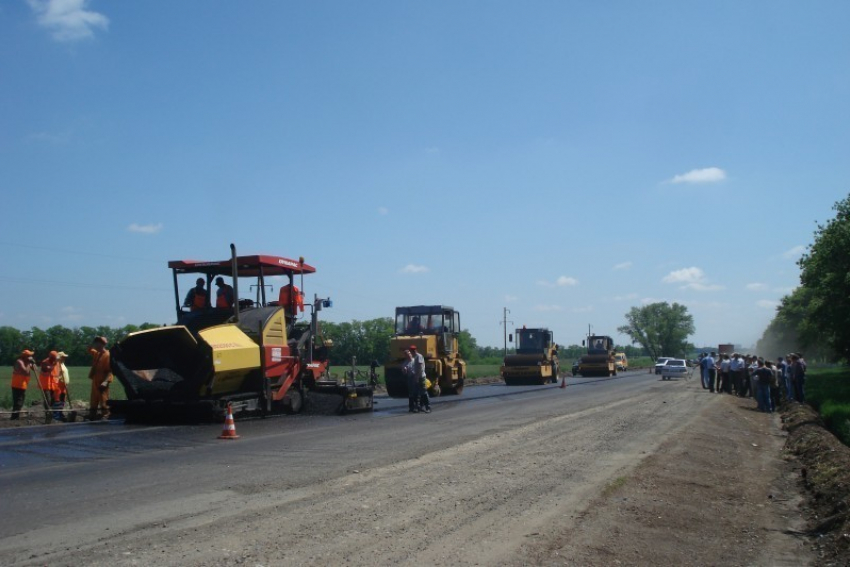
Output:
[654,357,672,375]
[661,358,688,380]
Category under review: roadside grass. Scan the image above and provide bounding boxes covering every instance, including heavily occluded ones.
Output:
[601,476,628,497]
[805,366,850,446]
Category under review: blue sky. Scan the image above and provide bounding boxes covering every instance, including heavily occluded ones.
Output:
[2,0,848,350]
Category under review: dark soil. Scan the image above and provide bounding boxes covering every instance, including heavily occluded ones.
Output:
[783,402,850,566]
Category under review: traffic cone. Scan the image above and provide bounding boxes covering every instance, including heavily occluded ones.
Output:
[559,374,566,389]
[218,403,240,440]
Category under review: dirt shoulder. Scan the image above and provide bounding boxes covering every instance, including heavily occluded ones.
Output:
[525,388,813,566]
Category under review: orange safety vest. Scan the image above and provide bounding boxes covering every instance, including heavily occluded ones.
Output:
[38,358,58,391]
[191,288,208,310]
[88,348,113,384]
[278,285,304,313]
[11,359,31,390]
[216,284,234,309]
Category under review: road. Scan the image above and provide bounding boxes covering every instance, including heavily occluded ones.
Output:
[0,370,706,565]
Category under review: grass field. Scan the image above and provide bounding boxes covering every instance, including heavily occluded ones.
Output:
[805,366,850,445]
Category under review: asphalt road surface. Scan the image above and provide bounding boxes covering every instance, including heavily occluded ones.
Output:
[0,370,695,565]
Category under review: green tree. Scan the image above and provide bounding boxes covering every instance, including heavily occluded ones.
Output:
[457,330,477,361]
[798,193,850,360]
[617,302,695,360]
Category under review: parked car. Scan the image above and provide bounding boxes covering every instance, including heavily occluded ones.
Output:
[654,357,672,375]
[661,358,689,380]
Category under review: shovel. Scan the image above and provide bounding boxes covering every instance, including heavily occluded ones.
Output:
[29,368,53,424]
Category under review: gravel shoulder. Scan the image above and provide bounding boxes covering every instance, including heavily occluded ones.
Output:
[3,378,814,566]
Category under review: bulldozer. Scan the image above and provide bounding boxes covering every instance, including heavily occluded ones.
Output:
[109,245,373,421]
[384,305,466,398]
[576,335,617,377]
[501,327,560,386]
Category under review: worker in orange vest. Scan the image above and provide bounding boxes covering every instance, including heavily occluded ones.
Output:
[87,336,113,421]
[38,351,59,413]
[183,278,208,311]
[10,349,36,420]
[215,277,234,309]
[278,283,304,314]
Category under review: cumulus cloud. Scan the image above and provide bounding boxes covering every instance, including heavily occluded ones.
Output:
[377,207,389,215]
[746,283,768,291]
[757,299,779,309]
[663,267,723,291]
[28,0,109,41]
[670,167,726,184]
[400,264,429,274]
[613,261,632,271]
[783,245,806,259]
[613,293,639,301]
[662,267,705,284]
[127,223,163,234]
[534,304,563,312]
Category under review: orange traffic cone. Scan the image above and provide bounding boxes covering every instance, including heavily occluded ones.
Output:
[559,374,566,389]
[218,403,240,440]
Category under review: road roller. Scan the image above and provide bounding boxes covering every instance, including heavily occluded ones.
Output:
[501,327,560,385]
[383,305,466,398]
[577,334,617,377]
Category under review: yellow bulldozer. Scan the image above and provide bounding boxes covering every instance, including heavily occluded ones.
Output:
[384,305,466,398]
[501,327,560,386]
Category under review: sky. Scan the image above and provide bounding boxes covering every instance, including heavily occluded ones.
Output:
[1,0,848,350]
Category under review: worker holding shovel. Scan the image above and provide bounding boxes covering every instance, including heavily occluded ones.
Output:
[38,351,59,417]
[10,349,36,420]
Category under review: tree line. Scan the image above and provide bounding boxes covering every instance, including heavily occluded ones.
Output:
[1,319,656,369]
[756,193,850,362]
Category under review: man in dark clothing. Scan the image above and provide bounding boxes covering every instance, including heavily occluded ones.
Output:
[183,278,208,310]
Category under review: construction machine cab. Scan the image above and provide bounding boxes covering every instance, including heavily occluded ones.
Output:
[515,328,554,354]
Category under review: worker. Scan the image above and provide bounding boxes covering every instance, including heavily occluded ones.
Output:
[10,349,36,420]
[183,278,208,311]
[405,316,423,334]
[278,283,304,314]
[38,351,59,414]
[54,351,70,421]
[409,345,431,413]
[215,277,234,309]
[87,336,113,421]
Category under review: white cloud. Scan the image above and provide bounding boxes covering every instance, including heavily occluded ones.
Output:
[28,0,109,42]
[670,167,726,184]
[377,207,389,215]
[613,261,632,271]
[757,299,779,309]
[613,293,639,301]
[681,282,725,292]
[663,267,705,284]
[663,266,723,292]
[746,283,768,291]
[534,304,563,312]
[556,276,578,287]
[783,245,806,259]
[504,294,518,302]
[127,223,163,234]
[400,264,429,274]
[572,305,593,313]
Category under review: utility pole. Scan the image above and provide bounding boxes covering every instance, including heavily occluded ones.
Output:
[500,307,513,358]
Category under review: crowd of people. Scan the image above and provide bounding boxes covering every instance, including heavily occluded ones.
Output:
[8,336,114,422]
[695,351,807,413]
